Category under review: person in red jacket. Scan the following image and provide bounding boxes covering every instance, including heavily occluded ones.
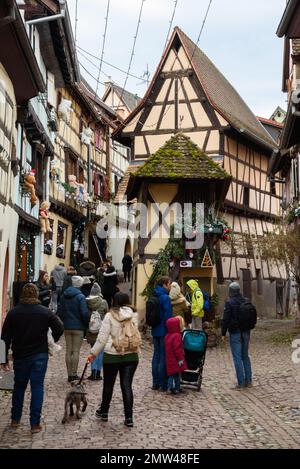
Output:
[164,316,187,394]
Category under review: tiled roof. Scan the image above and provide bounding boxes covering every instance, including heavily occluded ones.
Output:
[134,133,231,180]
[114,164,141,204]
[111,84,141,112]
[257,117,284,129]
[177,28,277,149]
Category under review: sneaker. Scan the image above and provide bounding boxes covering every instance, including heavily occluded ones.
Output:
[95,409,108,421]
[124,418,133,427]
[231,384,245,390]
[245,382,253,388]
[10,420,20,428]
[31,424,42,434]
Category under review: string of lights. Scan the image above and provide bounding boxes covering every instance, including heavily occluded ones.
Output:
[163,0,179,52]
[76,45,147,83]
[94,0,111,97]
[117,0,147,108]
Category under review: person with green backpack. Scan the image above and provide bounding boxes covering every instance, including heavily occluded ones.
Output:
[186,280,204,330]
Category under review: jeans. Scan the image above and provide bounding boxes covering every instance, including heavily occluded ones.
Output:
[12,352,48,426]
[100,361,138,419]
[91,352,103,372]
[167,373,180,391]
[64,330,84,377]
[152,337,167,390]
[229,331,252,386]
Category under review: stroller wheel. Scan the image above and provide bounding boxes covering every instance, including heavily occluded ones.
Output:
[197,374,202,392]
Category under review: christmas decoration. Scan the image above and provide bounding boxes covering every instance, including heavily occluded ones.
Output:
[39,201,52,233]
[201,249,213,267]
[22,170,38,207]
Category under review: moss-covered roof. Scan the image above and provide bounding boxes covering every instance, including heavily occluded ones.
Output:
[134,133,231,180]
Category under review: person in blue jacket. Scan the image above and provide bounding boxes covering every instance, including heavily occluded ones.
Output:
[152,276,172,391]
[58,276,89,382]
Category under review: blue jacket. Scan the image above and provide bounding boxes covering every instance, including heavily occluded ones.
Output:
[152,286,173,337]
[58,287,89,331]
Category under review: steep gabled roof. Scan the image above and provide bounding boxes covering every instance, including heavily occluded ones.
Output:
[114,164,140,204]
[134,133,231,180]
[114,27,277,150]
[177,28,277,149]
[103,83,141,112]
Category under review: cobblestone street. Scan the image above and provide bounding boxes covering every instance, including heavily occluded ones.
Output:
[0,320,300,449]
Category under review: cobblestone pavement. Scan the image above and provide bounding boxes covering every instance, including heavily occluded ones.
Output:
[0,319,300,449]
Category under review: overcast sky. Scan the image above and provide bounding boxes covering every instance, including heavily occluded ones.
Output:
[67,0,287,118]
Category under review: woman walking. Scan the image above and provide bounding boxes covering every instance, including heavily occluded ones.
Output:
[36,270,54,308]
[102,262,118,308]
[88,292,141,427]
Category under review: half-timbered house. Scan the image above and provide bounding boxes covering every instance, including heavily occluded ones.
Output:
[114,27,287,317]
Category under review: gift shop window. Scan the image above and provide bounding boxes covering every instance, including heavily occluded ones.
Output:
[44,219,54,255]
[56,221,67,258]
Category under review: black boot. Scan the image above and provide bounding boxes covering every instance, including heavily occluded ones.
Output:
[95,371,102,381]
[87,370,97,381]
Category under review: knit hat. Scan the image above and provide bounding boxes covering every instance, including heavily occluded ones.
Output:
[169,282,181,301]
[229,282,241,297]
[72,276,84,289]
[20,283,40,305]
[90,282,102,296]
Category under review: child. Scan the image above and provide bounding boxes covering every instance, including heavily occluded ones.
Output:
[164,316,187,394]
[86,282,108,380]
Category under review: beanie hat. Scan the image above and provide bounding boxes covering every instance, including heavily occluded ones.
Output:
[20,283,40,305]
[90,282,102,296]
[229,282,240,297]
[72,276,84,289]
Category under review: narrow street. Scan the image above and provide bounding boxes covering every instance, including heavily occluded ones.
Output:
[1,320,299,449]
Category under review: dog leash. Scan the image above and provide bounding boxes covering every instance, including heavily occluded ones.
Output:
[78,360,89,385]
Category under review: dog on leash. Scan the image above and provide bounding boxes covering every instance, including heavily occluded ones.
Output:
[62,382,88,424]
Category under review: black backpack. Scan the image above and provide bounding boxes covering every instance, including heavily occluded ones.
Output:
[146,296,161,327]
[237,300,257,331]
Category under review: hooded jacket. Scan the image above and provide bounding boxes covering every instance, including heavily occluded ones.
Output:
[50,265,67,287]
[164,317,187,376]
[58,286,89,330]
[78,261,96,277]
[186,280,204,318]
[103,266,118,297]
[152,285,173,337]
[169,282,190,321]
[91,306,139,357]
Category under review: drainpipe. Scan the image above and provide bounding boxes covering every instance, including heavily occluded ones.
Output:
[26,0,66,25]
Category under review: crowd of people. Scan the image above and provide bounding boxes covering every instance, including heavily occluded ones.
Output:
[0,255,256,433]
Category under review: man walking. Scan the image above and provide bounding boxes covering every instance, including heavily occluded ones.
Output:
[0,283,64,433]
[58,276,90,382]
[221,282,256,390]
[152,276,172,391]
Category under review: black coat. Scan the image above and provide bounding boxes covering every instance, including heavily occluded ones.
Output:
[122,254,133,272]
[103,267,118,297]
[36,281,54,308]
[78,261,96,277]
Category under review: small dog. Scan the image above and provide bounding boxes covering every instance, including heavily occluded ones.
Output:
[62,382,88,424]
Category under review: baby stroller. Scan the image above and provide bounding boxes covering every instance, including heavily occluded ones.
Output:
[181,329,208,392]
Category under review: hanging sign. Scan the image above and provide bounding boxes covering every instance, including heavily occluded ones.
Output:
[180,260,193,268]
[201,249,213,267]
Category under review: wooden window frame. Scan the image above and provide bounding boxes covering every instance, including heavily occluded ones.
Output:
[56,221,68,259]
